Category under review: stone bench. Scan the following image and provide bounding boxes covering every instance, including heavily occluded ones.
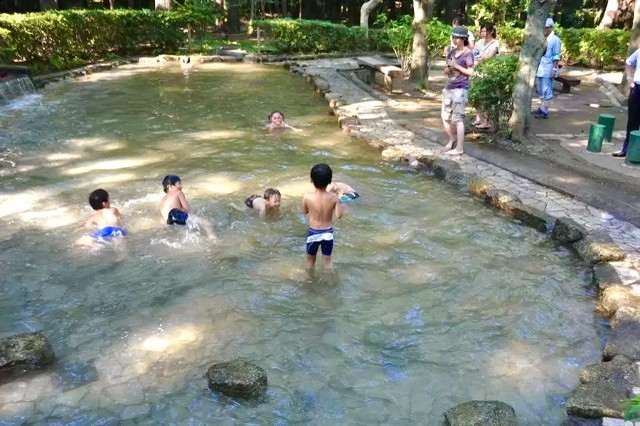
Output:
[356,56,402,93]
[555,75,581,93]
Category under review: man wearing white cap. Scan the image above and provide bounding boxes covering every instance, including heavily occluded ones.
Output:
[534,17,562,119]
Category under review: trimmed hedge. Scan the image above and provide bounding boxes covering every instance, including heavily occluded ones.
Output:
[253,19,376,53]
[0,9,218,70]
[496,26,629,68]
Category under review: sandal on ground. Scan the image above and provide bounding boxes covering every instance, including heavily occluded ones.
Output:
[474,124,490,130]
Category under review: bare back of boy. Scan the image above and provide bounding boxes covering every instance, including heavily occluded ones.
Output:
[303,190,342,229]
[86,207,121,230]
[160,191,189,222]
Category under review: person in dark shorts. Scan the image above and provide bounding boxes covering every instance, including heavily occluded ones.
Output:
[245,188,281,218]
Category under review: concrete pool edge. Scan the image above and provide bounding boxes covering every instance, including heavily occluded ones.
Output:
[288,58,640,423]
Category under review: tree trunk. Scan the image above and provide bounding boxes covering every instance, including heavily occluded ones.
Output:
[508,0,556,141]
[280,0,287,17]
[227,0,241,32]
[410,0,433,83]
[621,0,640,93]
[155,0,171,9]
[598,0,620,29]
[360,0,381,28]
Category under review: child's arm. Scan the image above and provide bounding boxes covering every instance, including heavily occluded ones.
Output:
[334,198,343,219]
[84,215,97,230]
[178,191,191,212]
[302,195,309,215]
[112,207,122,218]
[284,123,302,132]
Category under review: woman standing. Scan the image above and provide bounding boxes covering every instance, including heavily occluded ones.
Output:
[442,26,475,156]
[472,22,500,129]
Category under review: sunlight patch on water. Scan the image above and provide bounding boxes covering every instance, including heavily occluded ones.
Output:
[184,130,246,141]
[63,157,162,176]
[190,175,243,196]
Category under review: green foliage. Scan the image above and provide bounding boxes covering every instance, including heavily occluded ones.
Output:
[557,28,629,69]
[468,54,518,131]
[622,395,640,422]
[495,25,524,54]
[375,14,413,72]
[469,0,528,26]
[0,9,217,72]
[424,18,452,57]
[253,19,372,53]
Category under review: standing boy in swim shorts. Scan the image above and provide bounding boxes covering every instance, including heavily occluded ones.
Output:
[302,163,343,270]
[245,188,281,218]
[76,188,126,246]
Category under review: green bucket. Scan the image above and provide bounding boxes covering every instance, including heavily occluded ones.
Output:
[587,123,605,153]
[597,114,616,142]
[625,130,640,164]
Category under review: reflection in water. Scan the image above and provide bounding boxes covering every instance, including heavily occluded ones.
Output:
[0,63,600,424]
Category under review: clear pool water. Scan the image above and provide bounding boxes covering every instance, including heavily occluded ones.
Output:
[0,62,600,424]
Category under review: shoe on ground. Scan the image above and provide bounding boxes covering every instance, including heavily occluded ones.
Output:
[533,111,548,119]
[612,151,626,157]
[531,108,543,115]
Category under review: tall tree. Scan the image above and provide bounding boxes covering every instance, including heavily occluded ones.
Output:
[360,0,382,29]
[508,0,556,141]
[409,0,433,82]
[598,0,620,28]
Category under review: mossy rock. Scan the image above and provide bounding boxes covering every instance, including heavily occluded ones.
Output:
[206,359,267,399]
[0,332,55,383]
[444,400,518,425]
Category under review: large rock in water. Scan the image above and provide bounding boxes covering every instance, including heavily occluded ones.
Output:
[206,359,267,398]
[444,400,518,425]
[0,332,55,382]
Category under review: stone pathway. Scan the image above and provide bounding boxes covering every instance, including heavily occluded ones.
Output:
[290,57,639,283]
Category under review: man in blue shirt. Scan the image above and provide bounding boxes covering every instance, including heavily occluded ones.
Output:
[612,48,640,157]
[534,18,562,119]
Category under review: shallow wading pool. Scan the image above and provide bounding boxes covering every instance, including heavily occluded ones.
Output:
[0,63,601,424]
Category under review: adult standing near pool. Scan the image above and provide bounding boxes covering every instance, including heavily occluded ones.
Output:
[472,21,500,129]
[442,26,475,156]
[533,18,561,120]
[612,48,640,158]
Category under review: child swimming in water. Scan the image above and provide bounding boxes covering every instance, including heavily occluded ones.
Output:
[267,111,301,132]
[327,181,360,204]
[245,188,281,218]
[160,174,215,238]
[75,188,126,246]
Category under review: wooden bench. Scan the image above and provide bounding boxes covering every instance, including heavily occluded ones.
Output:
[356,56,403,93]
[555,76,581,93]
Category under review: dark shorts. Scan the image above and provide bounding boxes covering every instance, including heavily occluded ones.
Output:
[167,208,188,225]
[91,226,127,240]
[306,227,334,256]
[245,194,260,208]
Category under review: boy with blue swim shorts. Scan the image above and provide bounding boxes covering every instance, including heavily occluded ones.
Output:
[75,188,126,246]
[160,175,191,225]
[302,163,343,270]
[159,174,216,238]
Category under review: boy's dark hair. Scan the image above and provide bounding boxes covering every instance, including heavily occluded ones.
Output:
[268,111,284,121]
[162,174,181,193]
[263,188,281,199]
[89,188,109,211]
[310,163,332,189]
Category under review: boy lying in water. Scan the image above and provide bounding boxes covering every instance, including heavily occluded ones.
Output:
[75,188,126,247]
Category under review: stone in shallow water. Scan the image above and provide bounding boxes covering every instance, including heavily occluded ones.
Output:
[0,332,55,383]
[510,202,555,233]
[206,359,267,398]
[598,285,640,318]
[566,356,640,419]
[603,321,640,361]
[573,232,626,264]
[444,400,518,425]
[469,178,495,199]
[485,189,521,213]
[552,217,587,244]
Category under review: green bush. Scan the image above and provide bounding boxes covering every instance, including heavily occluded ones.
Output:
[557,27,629,68]
[468,54,519,131]
[0,9,221,71]
[253,19,373,53]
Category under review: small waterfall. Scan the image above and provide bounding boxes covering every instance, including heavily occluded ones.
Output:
[0,75,36,102]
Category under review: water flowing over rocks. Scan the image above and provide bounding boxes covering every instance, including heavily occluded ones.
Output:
[0,333,55,383]
[206,359,267,399]
[444,400,518,425]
